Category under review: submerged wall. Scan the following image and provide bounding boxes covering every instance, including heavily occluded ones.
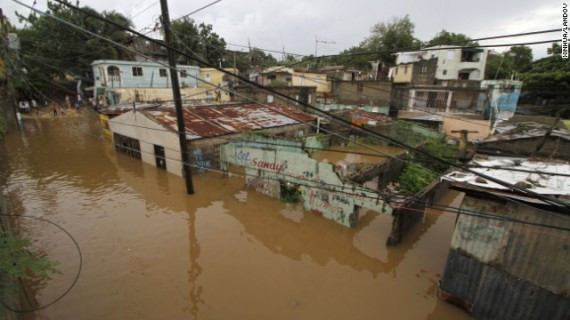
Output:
[220,137,393,228]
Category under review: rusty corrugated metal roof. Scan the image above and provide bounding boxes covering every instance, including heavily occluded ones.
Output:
[349,109,391,123]
[143,102,315,140]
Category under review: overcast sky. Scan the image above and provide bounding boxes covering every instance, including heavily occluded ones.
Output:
[4,0,563,60]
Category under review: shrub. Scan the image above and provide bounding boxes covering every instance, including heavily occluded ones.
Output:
[398,163,437,194]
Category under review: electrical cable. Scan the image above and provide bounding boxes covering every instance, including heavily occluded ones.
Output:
[0,214,83,313]
[17,0,570,209]
[98,136,570,232]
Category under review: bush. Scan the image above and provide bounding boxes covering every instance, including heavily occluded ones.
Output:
[398,163,437,194]
[417,137,459,173]
[0,232,60,313]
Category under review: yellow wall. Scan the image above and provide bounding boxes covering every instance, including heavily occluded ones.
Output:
[261,66,331,94]
[199,67,239,89]
[291,71,331,94]
[391,64,413,83]
[113,87,233,103]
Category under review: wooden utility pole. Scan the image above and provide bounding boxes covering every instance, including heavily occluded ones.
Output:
[451,130,478,162]
[159,0,194,194]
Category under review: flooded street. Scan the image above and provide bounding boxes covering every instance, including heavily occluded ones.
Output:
[0,113,471,319]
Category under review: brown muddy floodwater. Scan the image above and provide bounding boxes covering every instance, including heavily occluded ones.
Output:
[0,112,471,319]
[310,145,404,165]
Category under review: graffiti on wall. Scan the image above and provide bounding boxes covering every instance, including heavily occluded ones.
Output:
[192,149,211,173]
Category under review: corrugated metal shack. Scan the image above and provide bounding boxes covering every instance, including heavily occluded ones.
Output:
[440,158,570,319]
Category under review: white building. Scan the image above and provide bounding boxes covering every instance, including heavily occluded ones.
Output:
[393,45,488,81]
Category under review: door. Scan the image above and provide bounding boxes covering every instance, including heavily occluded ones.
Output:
[154,145,166,170]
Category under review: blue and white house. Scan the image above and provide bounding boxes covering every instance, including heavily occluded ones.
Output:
[92,59,200,105]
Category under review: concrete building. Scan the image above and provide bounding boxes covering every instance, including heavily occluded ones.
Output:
[392,45,488,81]
[392,83,489,113]
[92,59,200,105]
[108,102,316,177]
[198,67,239,90]
[481,80,524,120]
[261,66,331,96]
[390,58,438,85]
[320,65,369,81]
[235,85,317,109]
[441,158,570,319]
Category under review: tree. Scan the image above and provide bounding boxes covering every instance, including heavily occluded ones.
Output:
[170,18,227,67]
[509,45,533,72]
[14,1,132,98]
[425,29,478,47]
[484,46,533,79]
[361,15,421,65]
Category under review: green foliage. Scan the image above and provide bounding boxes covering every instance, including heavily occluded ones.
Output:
[425,29,478,47]
[419,137,459,173]
[361,15,421,65]
[171,18,227,67]
[280,183,302,203]
[485,46,533,80]
[0,232,60,311]
[14,1,133,97]
[398,163,437,194]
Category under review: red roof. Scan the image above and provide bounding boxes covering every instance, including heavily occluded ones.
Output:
[143,102,315,139]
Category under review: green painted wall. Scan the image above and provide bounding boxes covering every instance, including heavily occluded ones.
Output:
[220,138,392,228]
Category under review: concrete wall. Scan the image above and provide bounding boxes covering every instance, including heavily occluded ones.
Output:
[315,103,390,115]
[235,86,317,109]
[220,139,393,228]
[199,67,238,89]
[106,87,218,104]
[477,136,570,160]
[109,111,183,177]
[391,64,414,83]
[442,117,491,140]
[440,195,570,319]
[481,80,523,120]
[331,80,392,106]
[92,60,199,91]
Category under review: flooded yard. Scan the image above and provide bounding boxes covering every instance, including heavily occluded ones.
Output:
[0,113,470,319]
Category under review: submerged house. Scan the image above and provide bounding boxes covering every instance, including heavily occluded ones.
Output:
[107,102,316,177]
[440,158,570,319]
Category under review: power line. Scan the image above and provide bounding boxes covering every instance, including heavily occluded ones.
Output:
[98,135,570,232]
[26,0,570,209]
[0,213,83,313]
[129,1,159,20]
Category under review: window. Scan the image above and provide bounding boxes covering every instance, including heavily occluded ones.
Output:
[404,66,408,74]
[267,95,274,103]
[442,70,447,75]
[180,70,188,78]
[132,67,143,77]
[395,67,398,75]
[205,73,211,81]
[159,69,167,77]
[421,66,428,74]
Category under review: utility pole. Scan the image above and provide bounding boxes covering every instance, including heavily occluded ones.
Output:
[0,9,18,130]
[159,0,194,194]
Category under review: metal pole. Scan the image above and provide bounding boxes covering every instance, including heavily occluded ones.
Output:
[159,0,194,194]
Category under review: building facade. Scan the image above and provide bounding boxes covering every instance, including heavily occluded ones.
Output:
[92,59,200,105]
[392,45,488,81]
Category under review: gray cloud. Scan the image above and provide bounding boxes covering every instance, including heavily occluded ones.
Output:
[4,0,563,59]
